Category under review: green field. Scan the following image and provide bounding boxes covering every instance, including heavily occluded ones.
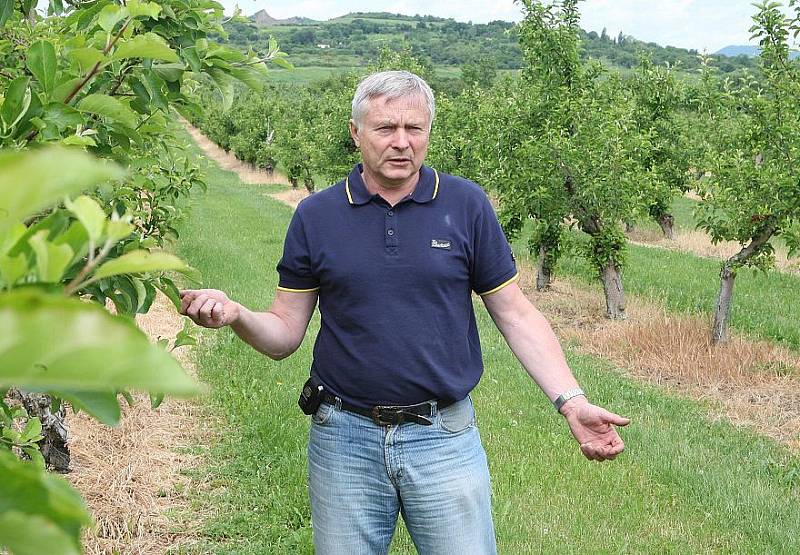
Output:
[173,146,800,553]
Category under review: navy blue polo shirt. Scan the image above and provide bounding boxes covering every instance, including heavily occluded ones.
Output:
[276,164,518,409]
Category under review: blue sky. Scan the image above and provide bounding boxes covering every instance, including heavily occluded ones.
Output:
[219,1,780,53]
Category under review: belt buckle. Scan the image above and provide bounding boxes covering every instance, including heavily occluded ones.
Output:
[371,405,397,426]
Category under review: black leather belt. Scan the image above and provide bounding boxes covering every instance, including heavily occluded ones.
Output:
[323,394,454,426]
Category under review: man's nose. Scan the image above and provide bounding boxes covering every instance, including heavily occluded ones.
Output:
[390,128,410,149]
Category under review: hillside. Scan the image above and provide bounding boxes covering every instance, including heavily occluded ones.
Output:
[220,11,758,75]
[717,44,800,60]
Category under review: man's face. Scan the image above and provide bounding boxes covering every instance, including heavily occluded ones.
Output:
[349,94,431,188]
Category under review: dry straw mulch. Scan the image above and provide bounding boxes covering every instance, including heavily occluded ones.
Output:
[520,268,800,452]
[67,293,210,555]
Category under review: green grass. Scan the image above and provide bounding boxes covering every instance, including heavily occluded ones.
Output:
[513,194,800,350]
[525,236,800,350]
[174,158,800,553]
[266,66,360,84]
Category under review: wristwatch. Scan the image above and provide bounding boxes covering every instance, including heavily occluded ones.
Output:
[553,387,586,413]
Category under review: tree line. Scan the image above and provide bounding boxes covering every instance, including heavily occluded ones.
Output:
[219,11,759,77]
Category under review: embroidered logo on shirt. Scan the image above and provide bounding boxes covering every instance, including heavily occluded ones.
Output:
[430,239,451,250]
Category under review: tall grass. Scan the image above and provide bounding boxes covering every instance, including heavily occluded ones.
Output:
[175,160,800,553]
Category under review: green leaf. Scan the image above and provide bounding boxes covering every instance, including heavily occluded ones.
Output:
[29,230,74,282]
[228,66,265,92]
[142,70,169,112]
[105,218,134,242]
[0,290,198,395]
[126,0,161,19]
[181,46,202,73]
[68,47,104,74]
[0,450,89,555]
[150,392,164,409]
[176,317,197,346]
[21,416,42,442]
[97,4,125,33]
[51,78,82,104]
[57,390,120,426]
[64,195,105,242]
[94,250,188,280]
[0,0,14,27]
[42,102,84,131]
[152,63,185,83]
[61,134,97,148]
[271,57,293,70]
[77,94,137,129]
[0,76,31,132]
[0,147,124,236]
[207,68,234,111]
[0,511,81,555]
[112,33,180,63]
[0,223,26,256]
[27,40,58,94]
[156,276,181,310]
[0,253,28,286]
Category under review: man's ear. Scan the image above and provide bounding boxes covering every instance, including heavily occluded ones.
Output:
[349,119,360,148]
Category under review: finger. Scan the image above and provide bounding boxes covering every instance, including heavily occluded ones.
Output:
[199,298,217,320]
[186,294,209,319]
[601,409,631,427]
[580,442,600,461]
[210,301,225,324]
[179,290,196,314]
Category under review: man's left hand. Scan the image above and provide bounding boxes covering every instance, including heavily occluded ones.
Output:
[560,398,630,461]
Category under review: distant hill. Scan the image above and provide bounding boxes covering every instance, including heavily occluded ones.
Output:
[223,11,759,75]
[717,44,800,59]
[251,10,317,26]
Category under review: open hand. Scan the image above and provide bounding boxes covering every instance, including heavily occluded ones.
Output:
[179,288,241,329]
[561,399,630,461]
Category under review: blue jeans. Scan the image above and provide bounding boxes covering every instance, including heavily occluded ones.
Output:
[308,396,497,555]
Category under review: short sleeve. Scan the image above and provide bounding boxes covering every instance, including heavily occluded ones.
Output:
[470,194,518,295]
[276,209,320,292]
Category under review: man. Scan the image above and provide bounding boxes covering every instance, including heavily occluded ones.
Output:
[180,70,629,554]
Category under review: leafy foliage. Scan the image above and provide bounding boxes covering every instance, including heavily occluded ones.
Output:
[0,0,286,551]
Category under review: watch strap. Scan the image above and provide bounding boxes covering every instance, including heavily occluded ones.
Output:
[553,387,586,413]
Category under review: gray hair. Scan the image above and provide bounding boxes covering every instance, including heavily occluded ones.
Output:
[351,71,436,130]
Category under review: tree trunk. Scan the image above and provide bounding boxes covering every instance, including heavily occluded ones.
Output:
[710,223,776,344]
[289,176,298,189]
[16,391,70,471]
[625,221,635,233]
[600,263,626,320]
[303,178,315,194]
[712,264,736,344]
[536,244,553,291]
[657,212,675,240]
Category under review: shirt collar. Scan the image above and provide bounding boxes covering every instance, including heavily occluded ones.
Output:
[345,164,439,206]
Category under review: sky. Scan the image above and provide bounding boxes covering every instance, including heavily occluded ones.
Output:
[219,0,776,53]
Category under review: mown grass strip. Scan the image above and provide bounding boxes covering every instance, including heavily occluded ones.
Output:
[176,161,800,553]
[513,218,800,350]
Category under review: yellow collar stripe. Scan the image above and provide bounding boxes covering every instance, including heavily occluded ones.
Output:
[345,176,354,204]
[432,169,440,200]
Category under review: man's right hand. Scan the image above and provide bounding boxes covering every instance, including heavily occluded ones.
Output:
[180,289,241,329]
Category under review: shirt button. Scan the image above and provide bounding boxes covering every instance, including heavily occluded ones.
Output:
[387,229,395,236]
[387,210,394,216]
